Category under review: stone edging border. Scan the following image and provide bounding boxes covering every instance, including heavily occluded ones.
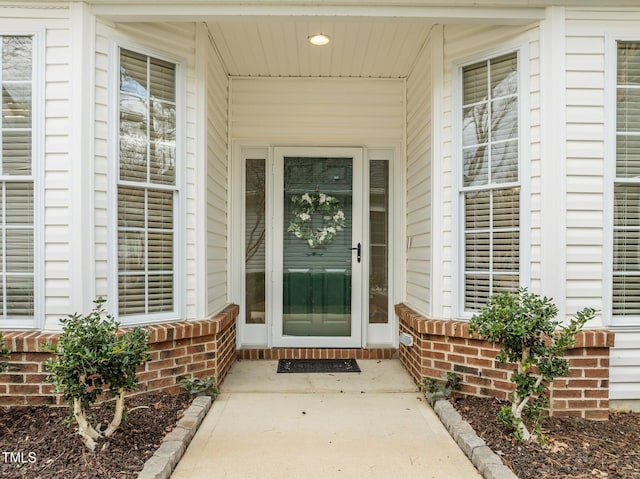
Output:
[432,399,519,479]
[137,395,213,479]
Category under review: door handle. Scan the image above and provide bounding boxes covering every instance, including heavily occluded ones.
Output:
[351,243,361,263]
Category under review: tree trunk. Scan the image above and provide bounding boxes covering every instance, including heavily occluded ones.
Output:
[104,389,125,438]
[73,397,100,452]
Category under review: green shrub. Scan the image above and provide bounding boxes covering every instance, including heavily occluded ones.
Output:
[420,372,461,406]
[42,298,150,452]
[469,288,594,443]
[0,333,9,372]
[179,375,219,398]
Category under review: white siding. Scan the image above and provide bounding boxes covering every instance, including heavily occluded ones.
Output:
[94,21,201,319]
[405,32,432,315]
[564,8,640,400]
[565,13,606,316]
[230,77,404,145]
[206,32,229,315]
[610,331,640,400]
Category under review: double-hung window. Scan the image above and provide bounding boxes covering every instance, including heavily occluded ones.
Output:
[613,41,640,320]
[117,48,178,319]
[460,52,520,312]
[1,35,36,324]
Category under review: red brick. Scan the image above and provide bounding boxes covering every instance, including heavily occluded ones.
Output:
[553,389,582,399]
[562,379,599,389]
[24,374,48,384]
[584,368,608,379]
[480,369,508,380]
[147,359,173,371]
[568,358,598,368]
[467,357,493,368]
[585,409,610,420]
[8,384,40,395]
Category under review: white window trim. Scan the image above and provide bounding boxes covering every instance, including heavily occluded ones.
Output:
[604,33,640,329]
[454,43,531,319]
[0,29,45,330]
[108,40,185,325]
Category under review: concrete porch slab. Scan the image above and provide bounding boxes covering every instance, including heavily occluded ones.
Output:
[171,359,482,479]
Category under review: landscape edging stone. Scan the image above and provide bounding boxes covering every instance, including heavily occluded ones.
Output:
[137,395,213,479]
[432,398,519,479]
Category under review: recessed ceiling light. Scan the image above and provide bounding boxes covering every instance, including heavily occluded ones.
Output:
[308,33,330,46]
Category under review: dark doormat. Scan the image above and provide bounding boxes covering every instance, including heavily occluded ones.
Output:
[277,358,361,373]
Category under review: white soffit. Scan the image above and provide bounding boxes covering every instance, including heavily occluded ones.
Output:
[207,20,434,78]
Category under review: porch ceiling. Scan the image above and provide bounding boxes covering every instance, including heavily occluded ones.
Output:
[206,20,433,78]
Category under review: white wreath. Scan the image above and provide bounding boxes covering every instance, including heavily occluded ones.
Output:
[287,192,346,248]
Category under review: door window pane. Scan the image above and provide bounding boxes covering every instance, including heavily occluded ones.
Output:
[369,160,389,324]
[282,157,352,337]
[245,158,266,324]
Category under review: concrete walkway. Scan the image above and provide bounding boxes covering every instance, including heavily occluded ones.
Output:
[171,359,482,479]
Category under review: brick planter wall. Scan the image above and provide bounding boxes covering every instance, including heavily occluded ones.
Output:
[396,303,614,420]
[0,304,239,407]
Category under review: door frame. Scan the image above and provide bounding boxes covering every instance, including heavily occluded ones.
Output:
[271,147,364,348]
[232,143,401,350]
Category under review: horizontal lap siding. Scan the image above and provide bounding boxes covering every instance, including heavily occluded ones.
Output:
[610,331,640,400]
[565,17,606,316]
[206,33,229,315]
[230,78,404,145]
[406,32,432,315]
[566,8,640,400]
[43,16,73,322]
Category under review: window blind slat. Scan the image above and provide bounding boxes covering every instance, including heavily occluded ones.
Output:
[491,97,518,142]
[6,182,32,224]
[464,275,490,310]
[491,140,518,184]
[465,233,490,270]
[120,49,147,96]
[6,229,33,272]
[3,130,31,175]
[616,135,640,177]
[465,191,490,230]
[493,188,519,228]
[617,88,640,132]
[2,84,31,129]
[490,53,518,97]
[150,58,175,102]
[618,42,640,86]
[118,187,145,228]
[463,62,488,106]
[6,275,33,317]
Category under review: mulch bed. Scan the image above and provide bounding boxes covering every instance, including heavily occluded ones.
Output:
[453,396,640,479]
[0,393,191,479]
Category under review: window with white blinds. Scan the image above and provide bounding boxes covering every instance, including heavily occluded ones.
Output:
[118,48,177,318]
[613,42,640,318]
[460,52,520,312]
[0,36,35,321]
